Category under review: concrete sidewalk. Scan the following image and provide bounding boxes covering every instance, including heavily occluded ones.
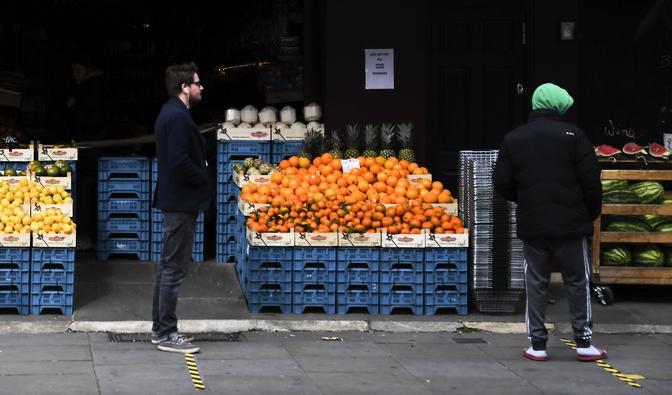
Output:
[0,331,669,394]
[1,253,671,335]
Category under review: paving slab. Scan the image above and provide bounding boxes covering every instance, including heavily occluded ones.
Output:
[0,361,95,376]
[200,375,323,395]
[0,345,91,362]
[638,379,672,395]
[0,374,99,395]
[197,357,305,377]
[89,342,188,365]
[397,360,520,379]
[308,372,432,395]
[608,358,672,380]
[284,340,389,357]
[420,377,543,395]
[194,341,293,360]
[293,355,407,374]
[0,333,89,346]
[377,342,492,362]
[95,363,194,395]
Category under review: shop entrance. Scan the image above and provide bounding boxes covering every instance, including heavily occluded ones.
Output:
[429,5,527,191]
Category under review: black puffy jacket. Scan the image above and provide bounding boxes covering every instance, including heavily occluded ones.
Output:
[493,109,602,240]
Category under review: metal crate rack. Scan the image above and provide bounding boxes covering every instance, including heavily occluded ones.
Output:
[459,150,524,313]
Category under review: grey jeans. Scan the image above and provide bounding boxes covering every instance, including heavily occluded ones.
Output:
[523,237,593,350]
[152,211,197,337]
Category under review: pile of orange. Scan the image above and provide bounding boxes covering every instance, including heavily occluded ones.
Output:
[241,153,463,234]
[240,153,453,207]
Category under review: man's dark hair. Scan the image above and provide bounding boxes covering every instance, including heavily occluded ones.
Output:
[164,62,198,96]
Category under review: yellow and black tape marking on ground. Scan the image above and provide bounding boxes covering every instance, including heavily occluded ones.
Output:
[560,338,645,389]
[184,353,205,390]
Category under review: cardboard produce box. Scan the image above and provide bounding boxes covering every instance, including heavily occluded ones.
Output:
[0,233,30,247]
[217,126,272,141]
[0,142,34,162]
[246,227,294,247]
[37,144,78,161]
[294,232,339,247]
[381,230,426,248]
[425,229,469,248]
[338,231,381,247]
[32,231,76,248]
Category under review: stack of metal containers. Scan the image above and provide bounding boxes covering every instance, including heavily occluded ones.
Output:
[459,150,525,313]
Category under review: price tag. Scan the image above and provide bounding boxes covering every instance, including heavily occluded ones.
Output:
[341,158,360,173]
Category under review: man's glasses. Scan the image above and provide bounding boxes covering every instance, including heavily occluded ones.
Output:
[190,81,203,88]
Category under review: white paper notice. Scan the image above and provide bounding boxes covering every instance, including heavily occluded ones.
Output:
[365,49,394,90]
[341,158,361,173]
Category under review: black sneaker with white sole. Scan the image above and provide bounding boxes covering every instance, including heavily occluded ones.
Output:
[151,332,194,345]
[157,333,200,354]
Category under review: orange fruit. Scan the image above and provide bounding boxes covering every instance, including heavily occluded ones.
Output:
[298,157,311,169]
[422,191,438,203]
[432,181,443,191]
[375,156,386,166]
[321,152,333,164]
[386,176,398,187]
[270,172,283,184]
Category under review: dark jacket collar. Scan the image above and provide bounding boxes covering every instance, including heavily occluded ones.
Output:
[528,109,563,122]
[168,96,189,113]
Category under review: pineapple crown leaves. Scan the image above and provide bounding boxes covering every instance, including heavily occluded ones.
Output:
[303,129,324,157]
[397,122,414,146]
[345,124,361,148]
[380,123,397,149]
[363,124,380,147]
[327,129,342,151]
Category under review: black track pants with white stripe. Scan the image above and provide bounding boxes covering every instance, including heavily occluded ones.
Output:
[523,237,593,350]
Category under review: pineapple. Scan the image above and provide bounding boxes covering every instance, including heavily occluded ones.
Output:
[361,124,380,158]
[344,124,361,158]
[298,129,323,160]
[397,122,416,163]
[328,129,344,159]
[379,123,397,159]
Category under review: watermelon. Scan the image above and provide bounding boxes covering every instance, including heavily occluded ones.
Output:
[642,215,672,229]
[601,246,631,266]
[623,142,647,155]
[629,181,665,204]
[595,145,621,157]
[632,244,664,267]
[648,142,670,158]
[604,216,652,232]
[661,245,672,267]
[655,223,672,233]
[602,190,641,204]
[601,179,629,193]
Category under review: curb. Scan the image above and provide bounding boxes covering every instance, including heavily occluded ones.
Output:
[2,319,671,335]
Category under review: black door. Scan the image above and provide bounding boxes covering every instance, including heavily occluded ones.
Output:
[429,6,527,191]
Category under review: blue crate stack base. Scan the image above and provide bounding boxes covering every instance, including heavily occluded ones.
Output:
[0,248,31,314]
[30,248,75,315]
[233,216,468,315]
[97,157,150,261]
[216,140,270,263]
[270,140,304,163]
[150,158,204,262]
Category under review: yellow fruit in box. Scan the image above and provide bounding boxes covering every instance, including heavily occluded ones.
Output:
[62,224,73,234]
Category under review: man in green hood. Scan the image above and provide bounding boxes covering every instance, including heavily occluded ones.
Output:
[494,83,606,362]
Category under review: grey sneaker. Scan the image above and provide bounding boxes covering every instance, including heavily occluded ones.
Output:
[157,333,200,354]
[151,332,194,345]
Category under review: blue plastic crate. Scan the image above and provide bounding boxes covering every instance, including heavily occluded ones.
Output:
[97,239,150,261]
[217,242,237,255]
[30,282,74,294]
[0,248,31,263]
[217,180,238,194]
[336,261,379,285]
[292,247,337,262]
[98,229,150,241]
[0,262,30,285]
[291,283,336,314]
[98,210,150,221]
[216,233,236,244]
[31,268,74,285]
[216,254,236,263]
[0,286,30,305]
[99,156,150,172]
[271,140,304,155]
[31,248,75,264]
[379,284,423,314]
[217,192,238,203]
[243,258,292,284]
[336,284,379,314]
[424,284,468,315]
[424,262,468,285]
[217,213,237,225]
[380,261,424,284]
[217,140,271,157]
[98,199,150,213]
[380,304,423,315]
[98,190,150,202]
[30,291,73,315]
[424,304,468,315]
[380,248,424,263]
[244,281,292,313]
[217,222,237,235]
[151,213,205,228]
[423,282,467,296]
[247,246,293,262]
[98,179,150,194]
[151,230,204,243]
[292,260,336,284]
[98,219,149,234]
[337,247,379,262]
[217,201,237,214]
[424,248,468,263]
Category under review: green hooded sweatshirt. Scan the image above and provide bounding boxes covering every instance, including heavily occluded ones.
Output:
[531,83,574,115]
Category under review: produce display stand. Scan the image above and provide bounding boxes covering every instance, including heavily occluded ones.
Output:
[591,163,672,304]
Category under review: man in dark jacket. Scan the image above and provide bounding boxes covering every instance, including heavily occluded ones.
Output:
[151,62,210,353]
[494,83,607,362]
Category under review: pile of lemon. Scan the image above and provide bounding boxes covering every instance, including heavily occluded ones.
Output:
[0,180,75,234]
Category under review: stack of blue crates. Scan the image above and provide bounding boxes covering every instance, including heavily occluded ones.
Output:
[424,249,468,315]
[216,141,270,262]
[97,157,150,261]
[270,140,304,163]
[149,158,204,263]
[30,248,75,315]
[336,248,380,314]
[0,248,31,315]
[292,248,337,313]
[379,249,425,315]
